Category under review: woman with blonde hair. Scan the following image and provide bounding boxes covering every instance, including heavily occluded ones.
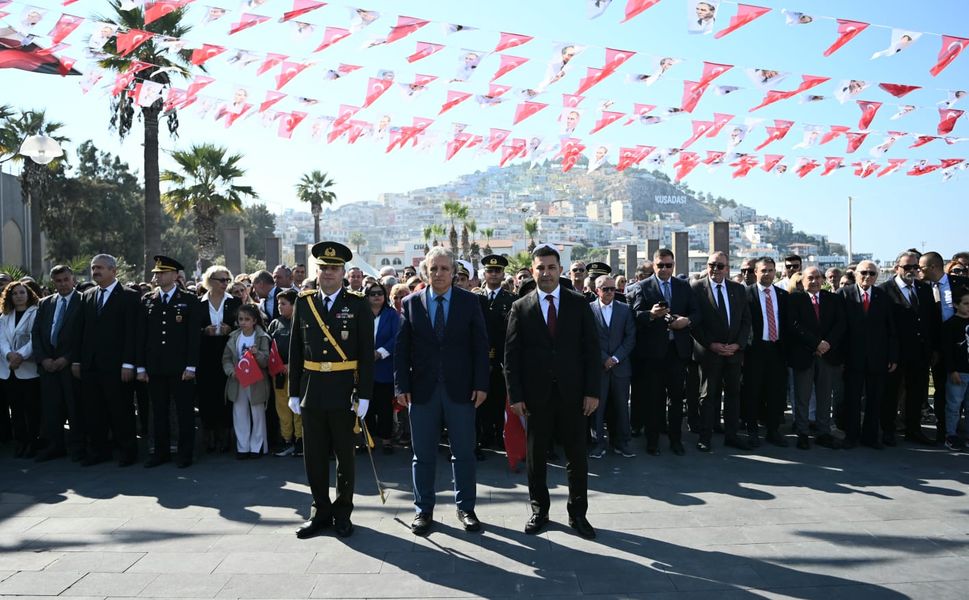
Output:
[198,265,242,453]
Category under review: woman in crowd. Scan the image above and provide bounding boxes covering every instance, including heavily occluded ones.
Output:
[198,266,241,453]
[390,283,410,313]
[0,281,40,458]
[365,281,400,453]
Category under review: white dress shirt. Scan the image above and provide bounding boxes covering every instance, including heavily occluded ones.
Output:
[538,285,561,324]
[709,277,731,326]
[597,298,619,364]
[96,280,133,370]
[756,283,780,342]
[894,275,919,306]
[203,292,227,328]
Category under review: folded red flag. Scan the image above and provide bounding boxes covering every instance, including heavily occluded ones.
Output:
[235,349,264,388]
[268,340,285,377]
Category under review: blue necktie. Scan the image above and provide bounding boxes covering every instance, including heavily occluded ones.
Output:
[434,296,446,340]
[51,296,67,345]
[662,280,671,304]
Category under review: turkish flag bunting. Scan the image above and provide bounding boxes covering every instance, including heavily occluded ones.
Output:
[754,120,794,151]
[494,32,533,53]
[111,71,136,96]
[332,104,360,129]
[362,77,392,107]
[185,75,215,98]
[259,91,286,113]
[485,83,510,98]
[190,44,226,66]
[277,111,307,139]
[938,108,964,135]
[878,158,907,177]
[823,19,869,57]
[624,103,656,125]
[314,27,350,52]
[235,349,264,387]
[940,158,965,169]
[621,0,661,22]
[749,89,793,112]
[230,13,270,35]
[163,88,185,112]
[327,121,352,144]
[907,162,941,176]
[762,154,783,172]
[929,35,969,77]
[144,1,186,26]
[715,4,771,39]
[706,112,735,137]
[499,139,526,167]
[681,80,710,112]
[384,16,430,44]
[558,138,585,172]
[616,147,640,171]
[562,93,585,107]
[603,48,635,75]
[115,29,153,57]
[575,67,605,95]
[282,0,327,23]
[346,120,369,144]
[513,101,548,124]
[634,145,656,164]
[276,60,311,90]
[853,161,879,178]
[821,157,843,176]
[269,340,286,377]
[857,101,883,129]
[909,135,938,148]
[731,155,759,178]
[821,125,851,145]
[488,128,511,152]
[845,131,869,153]
[794,75,831,93]
[681,120,713,148]
[491,54,528,81]
[879,82,921,98]
[130,81,165,108]
[445,133,473,161]
[439,90,472,115]
[698,61,733,86]
[257,53,288,75]
[407,41,444,63]
[673,152,701,181]
[48,14,83,44]
[589,111,624,135]
[704,150,726,165]
[796,159,820,178]
[503,397,526,470]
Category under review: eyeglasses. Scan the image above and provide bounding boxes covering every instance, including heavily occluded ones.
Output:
[212,277,231,283]
[656,262,674,269]
[739,268,753,273]
[951,268,968,275]
[599,286,616,292]
[571,268,585,273]
[707,263,726,270]
[858,270,877,277]
[784,264,799,270]
[899,264,920,271]
[367,291,385,297]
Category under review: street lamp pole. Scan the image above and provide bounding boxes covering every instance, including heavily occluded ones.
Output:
[847,196,853,265]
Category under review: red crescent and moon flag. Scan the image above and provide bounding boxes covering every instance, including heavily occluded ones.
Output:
[487,128,511,152]
[314,26,350,52]
[445,133,473,161]
[762,154,784,172]
[48,13,84,44]
[407,41,444,63]
[439,89,472,114]
[257,52,288,75]
[558,138,585,172]
[823,19,869,57]
[185,74,215,98]
[624,103,656,125]
[878,83,921,98]
[115,29,154,57]
[575,67,605,95]
[621,0,661,23]
[235,349,264,387]
[714,4,771,39]
[499,139,527,167]
[276,60,311,89]
[633,145,656,165]
[229,13,271,35]
[259,90,286,113]
[706,112,735,138]
[845,131,869,153]
[362,76,391,106]
[731,155,759,178]
[821,125,851,145]
[796,159,820,178]
[853,161,879,178]
[938,108,964,135]
[754,119,794,151]
[190,44,226,66]
[909,135,938,148]
[929,35,969,77]
[332,104,360,129]
[513,100,548,124]
[503,398,526,471]
[616,147,640,171]
[750,75,829,111]
[681,120,713,148]
[907,162,941,176]
[602,48,635,75]
[878,158,907,177]
[490,54,528,81]
[494,32,533,52]
[144,1,188,26]
[277,111,308,139]
[562,93,585,107]
[681,80,710,112]
[673,152,701,181]
[281,0,327,22]
[698,61,733,86]
[857,101,883,129]
[704,150,726,165]
[821,156,844,176]
[589,110,625,134]
[384,16,430,44]
[267,340,285,377]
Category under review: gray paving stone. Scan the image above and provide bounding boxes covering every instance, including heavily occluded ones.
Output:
[0,570,84,595]
[0,551,64,571]
[213,551,314,574]
[138,573,231,598]
[45,551,145,573]
[127,552,227,574]
[63,572,158,596]
[216,573,319,598]
[306,550,384,574]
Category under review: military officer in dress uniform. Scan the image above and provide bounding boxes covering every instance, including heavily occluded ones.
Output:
[476,255,515,457]
[137,256,201,469]
[289,241,374,539]
[455,260,473,291]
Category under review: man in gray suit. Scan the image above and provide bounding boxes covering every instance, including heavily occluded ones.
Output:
[589,275,637,458]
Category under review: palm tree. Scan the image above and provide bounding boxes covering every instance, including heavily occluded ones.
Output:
[465,218,479,268]
[97,1,194,279]
[0,109,68,275]
[348,232,367,256]
[422,225,433,254]
[482,227,494,255]
[524,218,539,253]
[160,144,256,268]
[431,224,446,247]
[295,170,336,243]
[442,201,468,256]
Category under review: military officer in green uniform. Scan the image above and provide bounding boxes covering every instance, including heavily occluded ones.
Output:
[288,242,374,539]
[476,255,515,456]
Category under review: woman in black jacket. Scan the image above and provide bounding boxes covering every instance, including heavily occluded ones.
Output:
[197,266,242,452]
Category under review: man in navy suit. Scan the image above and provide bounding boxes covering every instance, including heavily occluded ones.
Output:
[395,247,490,536]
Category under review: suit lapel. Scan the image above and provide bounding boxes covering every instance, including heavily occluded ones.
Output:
[529,290,551,341]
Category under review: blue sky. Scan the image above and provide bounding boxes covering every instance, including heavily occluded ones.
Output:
[1,0,967,261]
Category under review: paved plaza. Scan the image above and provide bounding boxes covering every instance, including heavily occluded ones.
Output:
[2,438,969,599]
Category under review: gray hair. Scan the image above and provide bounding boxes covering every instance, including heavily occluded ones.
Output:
[91,254,117,269]
[420,247,456,282]
[595,275,613,289]
[895,250,920,266]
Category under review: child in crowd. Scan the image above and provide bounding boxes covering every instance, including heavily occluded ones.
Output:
[223,304,271,459]
[942,287,969,451]
[269,289,302,457]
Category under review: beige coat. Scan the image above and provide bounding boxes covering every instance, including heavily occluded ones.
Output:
[222,327,271,405]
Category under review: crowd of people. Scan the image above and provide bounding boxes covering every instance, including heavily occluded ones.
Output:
[2,243,968,539]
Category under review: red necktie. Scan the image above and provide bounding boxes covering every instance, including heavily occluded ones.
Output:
[545,294,557,337]
[862,290,870,313]
[812,294,820,321]
[764,289,777,341]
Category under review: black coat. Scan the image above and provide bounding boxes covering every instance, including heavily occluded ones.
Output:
[746,284,790,358]
[478,287,515,367]
[627,275,699,361]
[31,291,82,364]
[137,287,202,376]
[838,284,899,372]
[73,282,140,372]
[690,278,752,364]
[788,290,846,369]
[878,278,937,363]
[504,287,601,410]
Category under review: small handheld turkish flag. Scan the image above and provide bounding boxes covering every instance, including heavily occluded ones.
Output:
[268,340,285,377]
[235,349,264,388]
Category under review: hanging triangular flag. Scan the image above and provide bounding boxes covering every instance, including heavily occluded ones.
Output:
[115,28,154,57]
[407,41,444,63]
[277,111,308,139]
[930,35,969,77]
[363,76,392,107]
[621,0,661,23]
[821,125,851,145]
[189,44,225,66]
[754,119,794,151]
[281,0,326,23]
[144,1,186,26]
[823,19,869,57]
[845,131,869,153]
[48,13,83,44]
[487,128,511,152]
[938,108,964,135]
[589,111,624,135]
[513,101,548,124]
[878,82,921,98]
[491,54,528,81]
[494,32,533,53]
[820,157,843,176]
[575,67,606,95]
[257,53,288,76]
[795,158,820,178]
[439,90,472,115]
[681,120,714,148]
[877,158,907,177]
[314,26,350,52]
[673,152,700,181]
[229,13,270,35]
[384,15,430,44]
[259,91,286,113]
[714,4,771,39]
[706,113,734,138]
[698,61,732,86]
[762,154,783,172]
[857,101,883,129]
[603,47,635,74]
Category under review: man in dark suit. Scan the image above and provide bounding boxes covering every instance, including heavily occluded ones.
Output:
[289,242,374,539]
[505,244,601,539]
[880,251,938,446]
[789,267,846,449]
[627,248,698,455]
[919,251,969,443]
[741,257,790,448]
[71,254,141,466]
[839,260,898,449]
[136,256,202,468]
[476,254,515,457]
[32,265,83,462]
[589,274,636,458]
[691,251,752,452]
[395,247,489,536]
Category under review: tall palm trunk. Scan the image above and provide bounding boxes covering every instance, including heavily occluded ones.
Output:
[20,162,43,275]
[194,207,219,270]
[312,203,321,243]
[143,104,161,280]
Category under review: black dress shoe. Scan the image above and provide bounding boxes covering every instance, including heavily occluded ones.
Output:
[296,518,332,539]
[696,440,712,453]
[882,433,897,447]
[796,434,810,450]
[34,448,66,463]
[334,519,354,538]
[747,432,762,448]
[670,441,685,456]
[815,434,840,449]
[724,436,751,451]
[457,510,481,532]
[525,513,549,535]
[144,455,170,468]
[411,512,433,536]
[765,431,789,447]
[905,432,936,446]
[568,516,596,540]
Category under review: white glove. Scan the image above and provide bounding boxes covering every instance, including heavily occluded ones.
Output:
[354,398,370,419]
[288,397,302,415]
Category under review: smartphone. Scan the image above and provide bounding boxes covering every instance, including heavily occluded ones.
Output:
[656,301,668,308]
